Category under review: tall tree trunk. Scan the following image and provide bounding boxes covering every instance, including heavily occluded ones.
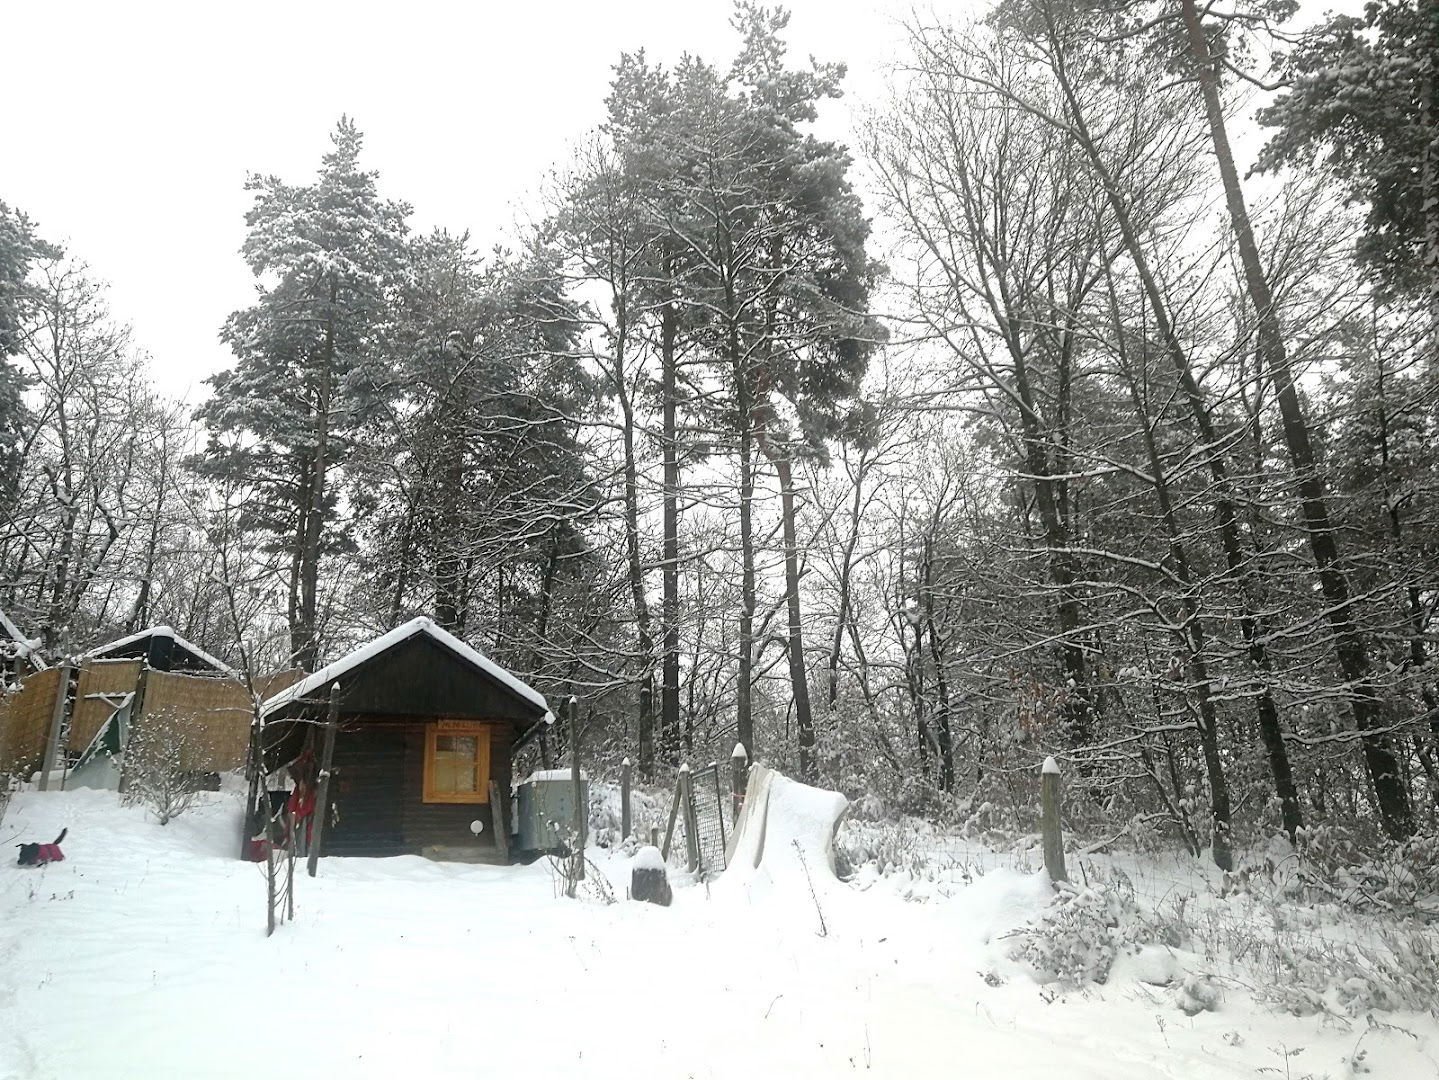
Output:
[388,477,421,627]
[725,246,757,759]
[921,530,955,791]
[1009,343,1092,746]
[286,520,303,664]
[736,388,756,761]
[828,449,867,715]
[531,531,560,676]
[755,231,816,778]
[768,448,816,780]
[1422,25,1439,342]
[617,353,656,785]
[127,465,167,634]
[295,284,336,672]
[1108,278,1233,868]
[1040,16,1304,838]
[434,410,466,632]
[43,478,76,652]
[659,282,681,777]
[1373,316,1439,767]
[42,331,76,652]
[1178,0,1412,838]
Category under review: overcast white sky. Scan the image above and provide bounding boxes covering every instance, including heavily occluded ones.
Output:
[5,0,928,401]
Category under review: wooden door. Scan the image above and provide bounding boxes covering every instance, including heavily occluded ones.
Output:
[326,727,407,855]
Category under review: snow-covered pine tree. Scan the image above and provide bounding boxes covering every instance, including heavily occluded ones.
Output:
[0,202,58,500]
[605,7,882,775]
[724,4,885,780]
[360,231,596,676]
[194,118,409,670]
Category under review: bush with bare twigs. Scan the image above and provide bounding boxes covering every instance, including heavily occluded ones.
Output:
[121,709,203,825]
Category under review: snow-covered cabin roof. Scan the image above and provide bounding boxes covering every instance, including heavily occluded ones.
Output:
[82,625,234,675]
[260,616,550,720]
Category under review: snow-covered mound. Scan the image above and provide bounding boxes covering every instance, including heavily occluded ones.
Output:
[714,765,848,915]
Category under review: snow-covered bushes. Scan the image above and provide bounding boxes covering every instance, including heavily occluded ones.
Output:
[834,817,976,888]
[1287,825,1439,915]
[1133,843,1439,1018]
[1203,901,1439,1018]
[1005,881,1148,989]
[121,709,202,825]
[586,779,667,850]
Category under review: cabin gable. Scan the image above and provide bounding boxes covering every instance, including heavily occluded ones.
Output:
[329,634,544,723]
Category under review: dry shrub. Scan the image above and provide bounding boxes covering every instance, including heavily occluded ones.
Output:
[122,708,203,825]
[1004,881,1146,989]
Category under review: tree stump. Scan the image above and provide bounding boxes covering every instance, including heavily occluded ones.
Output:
[630,845,672,907]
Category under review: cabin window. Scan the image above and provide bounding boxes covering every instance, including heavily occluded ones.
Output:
[423,721,491,803]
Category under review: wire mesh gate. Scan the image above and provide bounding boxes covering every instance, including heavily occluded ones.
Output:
[662,762,731,880]
[688,764,728,876]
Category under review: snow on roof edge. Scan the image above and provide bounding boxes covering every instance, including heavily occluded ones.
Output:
[260,616,549,719]
[523,768,588,783]
[80,625,235,676]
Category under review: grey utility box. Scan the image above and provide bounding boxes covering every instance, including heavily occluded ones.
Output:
[515,769,589,855]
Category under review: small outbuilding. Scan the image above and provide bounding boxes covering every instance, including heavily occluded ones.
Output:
[256,617,552,862]
[81,625,234,675]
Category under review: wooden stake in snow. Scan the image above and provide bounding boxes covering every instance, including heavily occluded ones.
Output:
[678,764,699,873]
[620,756,632,839]
[38,663,72,792]
[730,742,748,823]
[117,664,150,796]
[307,685,340,879]
[1041,756,1068,883]
[568,696,585,884]
[661,769,682,861]
[489,781,509,862]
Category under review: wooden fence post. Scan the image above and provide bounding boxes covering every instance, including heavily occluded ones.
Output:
[266,840,277,937]
[660,771,683,861]
[38,664,72,791]
[678,763,698,873]
[489,781,509,862]
[307,685,340,878]
[568,696,585,883]
[730,742,748,823]
[117,664,150,796]
[242,723,261,860]
[620,756,632,840]
[1041,756,1068,883]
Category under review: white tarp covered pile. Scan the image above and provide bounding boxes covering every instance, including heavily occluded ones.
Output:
[717,764,848,909]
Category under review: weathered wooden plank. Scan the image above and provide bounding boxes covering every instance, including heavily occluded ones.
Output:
[307,686,340,877]
[37,664,72,791]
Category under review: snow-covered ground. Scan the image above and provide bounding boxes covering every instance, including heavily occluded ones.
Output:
[1,787,1436,1079]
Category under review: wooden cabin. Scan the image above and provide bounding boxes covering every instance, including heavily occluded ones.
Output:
[257,617,552,862]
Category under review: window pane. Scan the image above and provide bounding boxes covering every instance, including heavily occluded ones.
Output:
[434,735,478,794]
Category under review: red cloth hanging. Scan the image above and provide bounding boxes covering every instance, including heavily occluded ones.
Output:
[286,785,315,821]
[287,783,316,846]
